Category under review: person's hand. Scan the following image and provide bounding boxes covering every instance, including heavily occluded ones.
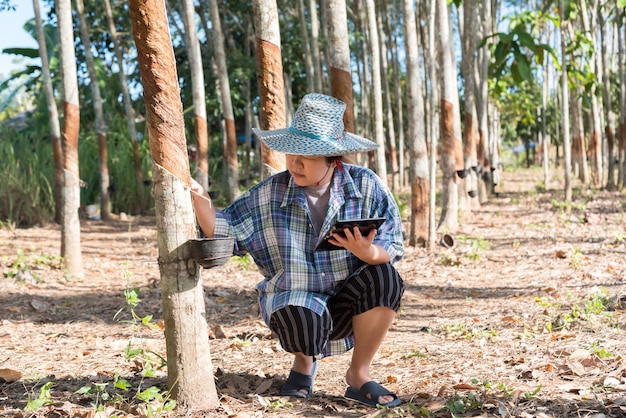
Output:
[189,178,216,237]
[190,178,206,197]
[328,226,376,259]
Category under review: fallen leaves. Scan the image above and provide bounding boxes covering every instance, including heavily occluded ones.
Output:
[0,368,21,382]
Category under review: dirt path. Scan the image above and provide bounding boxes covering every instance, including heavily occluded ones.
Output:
[1,168,625,417]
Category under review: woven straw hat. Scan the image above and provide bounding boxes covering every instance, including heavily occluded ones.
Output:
[252,93,378,156]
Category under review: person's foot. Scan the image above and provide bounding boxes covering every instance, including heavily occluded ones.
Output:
[345,381,400,408]
[280,355,316,397]
[345,368,396,405]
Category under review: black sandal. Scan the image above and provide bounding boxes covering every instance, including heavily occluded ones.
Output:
[279,360,318,398]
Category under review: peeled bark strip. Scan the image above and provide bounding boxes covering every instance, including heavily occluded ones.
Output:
[329,68,354,131]
[255,40,286,174]
[327,0,356,164]
[253,0,286,177]
[129,0,219,409]
[439,99,459,232]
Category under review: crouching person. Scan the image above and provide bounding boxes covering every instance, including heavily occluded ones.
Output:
[191,93,405,408]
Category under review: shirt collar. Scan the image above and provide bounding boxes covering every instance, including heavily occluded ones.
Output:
[280,164,362,209]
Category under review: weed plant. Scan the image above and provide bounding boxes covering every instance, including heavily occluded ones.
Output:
[0,128,55,226]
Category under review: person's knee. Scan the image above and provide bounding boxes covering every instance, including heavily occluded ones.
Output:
[361,263,404,297]
[269,305,330,356]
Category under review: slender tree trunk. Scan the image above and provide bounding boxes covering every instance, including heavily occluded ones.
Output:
[542,33,551,187]
[560,0,573,203]
[572,95,590,184]
[309,0,323,92]
[376,2,399,191]
[476,0,492,203]
[436,0,459,232]
[326,0,356,164]
[450,5,467,216]
[366,0,387,182]
[104,0,144,213]
[600,7,615,189]
[581,0,603,187]
[128,0,219,409]
[181,0,210,192]
[461,0,479,207]
[426,0,439,250]
[297,0,315,92]
[208,0,239,202]
[402,0,428,246]
[253,0,286,177]
[389,0,405,187]
[33,0,63,224]
[356,1,372,159]
[76,0,111,221]
[619,13,626,189]
[57,0,82,277]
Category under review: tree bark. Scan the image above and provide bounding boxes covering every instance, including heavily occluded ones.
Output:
[297,0,315,92]
[76,0,111,221]
[600,6,615,189]
[461,0,479,207]
[402,0,428,247]
[436,0,459,232]
[252,0,286,177]
[208,0,240,202]
[559,0,573,203]
[376,2,399,191]
[104,0,145,213]
[33,0,63,224]
[128,0,219,410]
[181,0,210,192]
[476,0,492,203]
[326,0,357,164]
[366,0,387,182]
[57,0,83,277]
[308,0,324,92]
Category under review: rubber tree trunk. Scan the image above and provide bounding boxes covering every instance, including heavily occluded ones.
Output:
[559,0,573,204]
[308,0,323,92]
[579,0,603,187]
[436,0,459,233]
[366,0,388,182]
[297,0,315,92]
[600,9,615,189]
[104,0,145,213]
[208,0,240,202]
[128,0,219,410]
[402,0,428,247]
[376,6,399,191]
[461,0,479,208]
[57,0,82,277]
[181,0,210,192]
[618,14,626,189]
[426,0,439,251]
[388,0,405,187]
[253,0,286,177]
[33,0,63,224]
[76,0,111,221]
[326,0,356,165]
[476,0,492,204]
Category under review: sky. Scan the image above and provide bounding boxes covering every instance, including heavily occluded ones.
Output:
[0,2,38,80]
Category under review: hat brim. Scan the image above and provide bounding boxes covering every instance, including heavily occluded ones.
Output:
[252,128,378,157]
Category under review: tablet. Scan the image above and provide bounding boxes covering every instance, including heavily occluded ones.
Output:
[315,217,386,251]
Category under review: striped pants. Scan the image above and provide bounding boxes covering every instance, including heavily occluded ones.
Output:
[269,263,404,357]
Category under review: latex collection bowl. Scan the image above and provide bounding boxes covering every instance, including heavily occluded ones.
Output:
[189,237,234,269]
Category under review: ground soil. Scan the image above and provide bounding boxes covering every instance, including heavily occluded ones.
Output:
[1,168,626,418]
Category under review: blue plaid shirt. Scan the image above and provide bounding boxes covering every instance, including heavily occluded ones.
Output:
[213,164,404,356]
